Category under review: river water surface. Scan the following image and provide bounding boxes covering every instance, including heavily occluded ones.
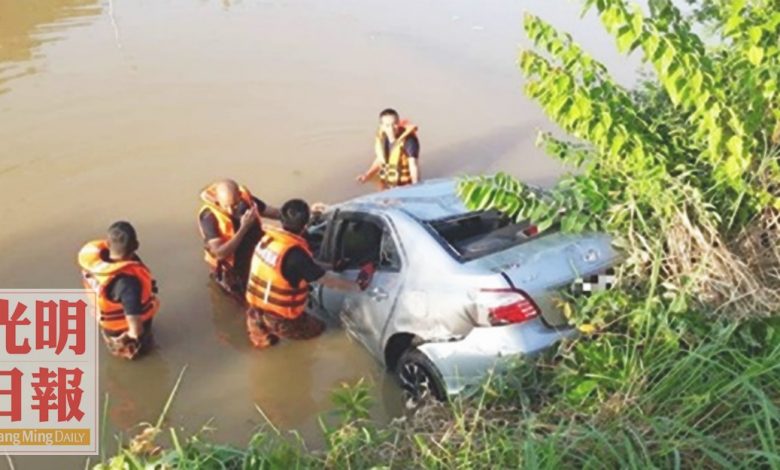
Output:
[0,1,633,468]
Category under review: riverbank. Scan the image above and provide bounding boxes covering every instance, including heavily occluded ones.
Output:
[95,304,780,468]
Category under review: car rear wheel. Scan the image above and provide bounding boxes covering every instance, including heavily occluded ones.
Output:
[395,348,446,409]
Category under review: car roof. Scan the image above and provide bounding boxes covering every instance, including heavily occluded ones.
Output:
[344,178,470,221]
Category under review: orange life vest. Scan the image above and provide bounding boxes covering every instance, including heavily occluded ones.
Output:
[376,120,418,188]
[197,183,255,271]
[245,228,312,319]
[78,240,160,333]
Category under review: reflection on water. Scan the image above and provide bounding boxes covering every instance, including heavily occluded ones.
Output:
[0,0,101,94]
[208,282,253,353]
[103,348,173,431]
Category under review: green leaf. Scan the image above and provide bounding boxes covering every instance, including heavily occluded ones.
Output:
[690,70,703,94]
[609,131,627,158]
[561,212,578,232]
[658,41,676,77]
[536,216,555,233]
[708,126,723,160]
[748,46,764,66]
[726,135,744,160]
[617,26,635,54]
[722,154,743,182]
[630,8,643,36]
[569,379,598,402]
[748,26,763,45]
[644,31,660,59]
[724,14,743,37]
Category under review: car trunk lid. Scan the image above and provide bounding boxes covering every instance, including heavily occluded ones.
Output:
[469,232,619,327]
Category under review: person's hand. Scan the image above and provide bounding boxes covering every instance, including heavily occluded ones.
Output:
[356,173,368,184]
[357,262,375,290]
[311,202,328,214]
[240,204,259,230]
[116,331,139,344]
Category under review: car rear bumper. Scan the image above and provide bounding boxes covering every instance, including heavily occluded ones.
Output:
[417,318,577,396]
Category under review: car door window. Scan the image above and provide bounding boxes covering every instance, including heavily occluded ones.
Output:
[378,229,401,272]
[338,219,382,269]
[336,216,401,272]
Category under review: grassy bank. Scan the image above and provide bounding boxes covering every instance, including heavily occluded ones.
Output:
[95,300,780,469]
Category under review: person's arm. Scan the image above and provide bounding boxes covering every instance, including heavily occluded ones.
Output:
[112,277,145,339]
[357,156,383,183]
[357,136,386,183]
[284,248,361,293]
[253,196,281,220]
[316,271,362,292]
[126,315,144,340]
[204,205,259,260]
[261,205,281,219]
[406,136,421,184]
[408,158,420,184]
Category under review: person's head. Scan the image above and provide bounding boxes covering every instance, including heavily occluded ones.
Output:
[280,199,310,234]
[214,179,242,215]
[378,108,400,136]
[107,221,139,259]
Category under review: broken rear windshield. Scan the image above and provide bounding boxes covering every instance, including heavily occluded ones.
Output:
[426,209,548,262]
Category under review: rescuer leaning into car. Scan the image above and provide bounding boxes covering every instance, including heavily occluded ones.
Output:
[244,199,362,348]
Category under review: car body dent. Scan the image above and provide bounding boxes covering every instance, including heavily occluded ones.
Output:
[417,319,578,395]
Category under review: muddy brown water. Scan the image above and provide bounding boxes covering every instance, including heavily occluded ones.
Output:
[0,0,635,467]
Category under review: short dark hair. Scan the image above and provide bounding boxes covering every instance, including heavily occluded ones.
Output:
[280,199,310,234]
[379,108,399,120]
[107,221,138,257]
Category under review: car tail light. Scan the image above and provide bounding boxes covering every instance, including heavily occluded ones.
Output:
[523,225,538,237]
[479,288,540,326]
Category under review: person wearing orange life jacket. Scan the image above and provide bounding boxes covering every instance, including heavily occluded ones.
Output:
[78,221,159,360]
[245,199,362,348]
[357,108,421,190]
[198,179,281,297]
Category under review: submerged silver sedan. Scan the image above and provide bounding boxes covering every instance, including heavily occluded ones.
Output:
[307,178,619,405]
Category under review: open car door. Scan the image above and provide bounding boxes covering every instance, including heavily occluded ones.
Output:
[317,212,404,358]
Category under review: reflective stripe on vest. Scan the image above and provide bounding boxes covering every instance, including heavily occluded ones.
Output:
[377,123,417,188]
[77,240,160,333]
[197,183,254,271]
[245,228,312,319]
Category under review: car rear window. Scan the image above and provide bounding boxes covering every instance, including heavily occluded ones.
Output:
[426,209,549,262]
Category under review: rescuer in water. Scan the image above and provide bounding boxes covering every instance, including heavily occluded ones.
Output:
[357,108,421,190]
[245,199,362,348]
[78,221,159,359]
[198,179,281,298]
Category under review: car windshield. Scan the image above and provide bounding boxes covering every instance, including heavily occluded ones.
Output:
[426,209,549,262]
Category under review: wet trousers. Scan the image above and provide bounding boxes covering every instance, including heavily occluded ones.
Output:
[101,324,153,360]
[245,308,325,349]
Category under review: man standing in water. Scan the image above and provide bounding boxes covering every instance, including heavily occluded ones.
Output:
[78,222,159,360]
[198,179,281,298]
[245,199,362,348]
[357,108,421,190]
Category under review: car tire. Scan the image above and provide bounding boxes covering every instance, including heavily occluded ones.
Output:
[395,347,446,409]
